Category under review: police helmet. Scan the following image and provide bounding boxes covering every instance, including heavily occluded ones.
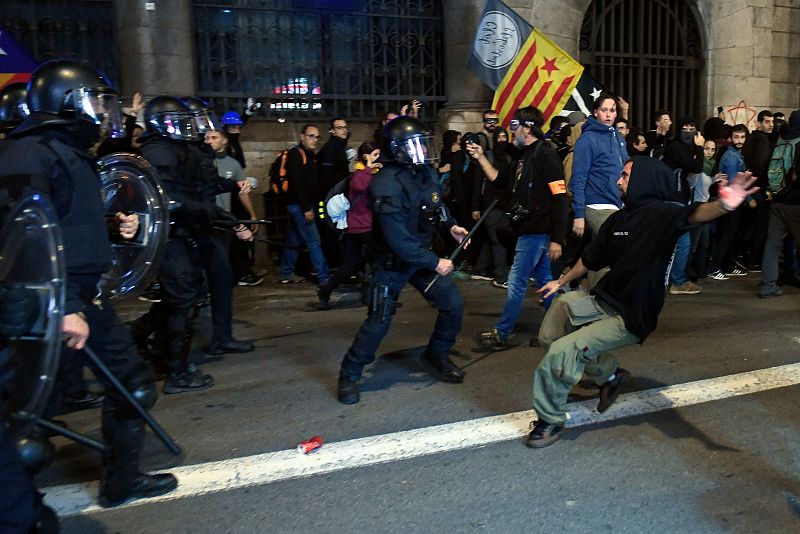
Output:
[181,96,222,137]
[144,95,196,141]
[0,82,29,133]
[381,116,438,166]
[14,59,124,137]
[221,111,244,126]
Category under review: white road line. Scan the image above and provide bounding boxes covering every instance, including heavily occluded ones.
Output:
[44,362,800,517]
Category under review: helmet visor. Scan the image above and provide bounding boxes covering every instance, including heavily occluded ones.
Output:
[148,111,196,140]
[192,110,222,137]
[392,134,438,165]
[77,90,125,138]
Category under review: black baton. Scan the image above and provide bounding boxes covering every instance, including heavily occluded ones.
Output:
[424,199,498,294]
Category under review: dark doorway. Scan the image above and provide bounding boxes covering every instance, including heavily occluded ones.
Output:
[579,0,704,129]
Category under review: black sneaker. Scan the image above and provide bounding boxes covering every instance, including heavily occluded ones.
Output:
[524,419,565,448]
[477,328,509,351]
[137,289,162,303]
[597,368,631,413]
[205,338,254,355]
[337,376,360,404]
[237,274,264,286]
[317,284,331,310]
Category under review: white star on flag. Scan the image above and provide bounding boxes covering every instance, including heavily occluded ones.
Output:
[589,86,602,101]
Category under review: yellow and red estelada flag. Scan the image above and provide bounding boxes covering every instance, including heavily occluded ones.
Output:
[492,29,583,132]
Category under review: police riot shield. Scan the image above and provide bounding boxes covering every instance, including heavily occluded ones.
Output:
[0,193,65,425]
[97,153,169,298]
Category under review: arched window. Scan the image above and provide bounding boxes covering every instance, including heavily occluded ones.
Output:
[579,0,704,129]
[193,0,445,120]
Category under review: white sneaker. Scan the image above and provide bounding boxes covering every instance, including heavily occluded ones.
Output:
[725,268,747,277]
[708,270,729,280]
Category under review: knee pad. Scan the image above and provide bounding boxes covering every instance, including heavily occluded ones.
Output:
[123,363,157,411]
[16,435,54,475]
[131,382,157,411]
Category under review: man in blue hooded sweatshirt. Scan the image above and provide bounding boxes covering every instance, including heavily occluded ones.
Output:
[568,93,628,285]
[525,157,758,448]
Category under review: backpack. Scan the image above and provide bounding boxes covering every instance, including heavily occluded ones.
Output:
[767,137,800,195]
[268,146,306,195]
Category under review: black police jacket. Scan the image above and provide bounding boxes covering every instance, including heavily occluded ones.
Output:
[371,163,455,270]
[139,137,239,231]
[0,129,112,314]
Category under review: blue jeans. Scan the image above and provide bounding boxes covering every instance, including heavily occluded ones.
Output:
[669,231,691,285]
[280,204,330,281]
[496,233,552,339]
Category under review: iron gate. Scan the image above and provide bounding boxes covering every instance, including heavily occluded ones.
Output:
[579,0,704,129]
[0,0,117,85]
[193,0,446,120]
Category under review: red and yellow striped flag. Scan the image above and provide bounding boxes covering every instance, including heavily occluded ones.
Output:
[491,29,583,131]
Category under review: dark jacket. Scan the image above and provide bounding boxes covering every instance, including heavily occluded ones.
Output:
[284,144,318,212]
[662,120,704,204]
[773,110,800,205]
[496,140,568,244]
[317,136,349,195]
[584,157,696,340]
[742,129,774,192]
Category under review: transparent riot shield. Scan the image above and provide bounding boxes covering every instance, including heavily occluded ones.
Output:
[97,152,169,298]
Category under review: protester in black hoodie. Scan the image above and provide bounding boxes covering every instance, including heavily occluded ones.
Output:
[525,157,758,448]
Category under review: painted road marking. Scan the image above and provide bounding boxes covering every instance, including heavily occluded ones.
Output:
[44,362,800,517]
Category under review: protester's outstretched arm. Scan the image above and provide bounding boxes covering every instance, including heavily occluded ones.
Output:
[465,143,499,181]
[688,171,759,224]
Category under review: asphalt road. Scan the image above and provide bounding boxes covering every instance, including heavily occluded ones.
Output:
[36,273,800,533]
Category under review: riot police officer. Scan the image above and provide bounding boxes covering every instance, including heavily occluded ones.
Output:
[133,96,249,394]
[337,116,470,404]
[0,60,177,507]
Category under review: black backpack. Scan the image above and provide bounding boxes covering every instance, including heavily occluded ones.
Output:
[268,145,305,195]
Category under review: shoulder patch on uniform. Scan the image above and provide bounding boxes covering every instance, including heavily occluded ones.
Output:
[548,179,567,195]
[432,191,440,203]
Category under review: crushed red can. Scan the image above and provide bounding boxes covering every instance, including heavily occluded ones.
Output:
[297,435,324,454]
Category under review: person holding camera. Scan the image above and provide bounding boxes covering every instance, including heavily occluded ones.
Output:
[467,106,569,351]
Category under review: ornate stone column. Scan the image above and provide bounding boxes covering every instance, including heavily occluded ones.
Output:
[114,0,196,98]
[439,0,493,133]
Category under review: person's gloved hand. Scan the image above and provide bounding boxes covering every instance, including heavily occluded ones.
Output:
[0,286,40,338]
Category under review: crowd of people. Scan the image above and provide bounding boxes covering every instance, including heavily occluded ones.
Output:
[0,55,799,533]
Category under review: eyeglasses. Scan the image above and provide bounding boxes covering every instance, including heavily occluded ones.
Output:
[304,133,320,138]
[509,119,534,132]
[483,118,499,125]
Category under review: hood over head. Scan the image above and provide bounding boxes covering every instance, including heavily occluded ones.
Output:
[624,156,678,211]
[782,110,800,141]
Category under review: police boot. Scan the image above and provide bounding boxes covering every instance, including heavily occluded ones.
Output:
[424,353,465,383]
[163,332,214,394]
[99,418,177,507]
[337,374,360,404]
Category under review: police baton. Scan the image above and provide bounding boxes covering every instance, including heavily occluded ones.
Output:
[423,199,498,294]
[213,219,274,226]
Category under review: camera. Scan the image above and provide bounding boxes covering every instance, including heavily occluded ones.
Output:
[508,202,530,223]
[463,132,480,146]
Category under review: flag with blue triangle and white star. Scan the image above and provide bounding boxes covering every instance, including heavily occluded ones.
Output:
[0,26,37,91]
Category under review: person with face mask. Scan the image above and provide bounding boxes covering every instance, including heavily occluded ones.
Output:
[662,117,705,294]
[468,106,569,351]
[0,59,177,507]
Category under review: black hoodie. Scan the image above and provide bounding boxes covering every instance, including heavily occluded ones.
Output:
[582,157,696,340]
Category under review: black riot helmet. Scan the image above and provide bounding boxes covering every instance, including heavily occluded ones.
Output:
[14,59,124,137]
[381,116,438,166]
[181,96,222,137]
[144,95,196,141]
[0,82,29,133]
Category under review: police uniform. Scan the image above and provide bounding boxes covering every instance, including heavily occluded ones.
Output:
[0,128,172,505]
[135,135,242,386]
[339,162,465,396]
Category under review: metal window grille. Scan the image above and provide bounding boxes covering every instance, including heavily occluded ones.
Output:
[0,0,117,85]
[579,0,704,128]
[193,0,446,121]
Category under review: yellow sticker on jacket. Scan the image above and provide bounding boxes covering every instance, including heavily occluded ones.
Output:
[548,180,567,195]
